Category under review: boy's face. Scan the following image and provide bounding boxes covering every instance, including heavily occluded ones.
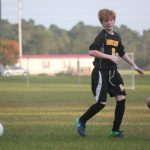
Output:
[101,18,115,32]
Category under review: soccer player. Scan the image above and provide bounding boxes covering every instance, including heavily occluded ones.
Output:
[76,9,144,138]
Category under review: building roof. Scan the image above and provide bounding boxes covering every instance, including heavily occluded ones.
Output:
[22,54,92,59]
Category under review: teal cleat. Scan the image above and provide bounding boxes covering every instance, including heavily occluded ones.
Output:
[110,131,125,138]
[76,118,86,137]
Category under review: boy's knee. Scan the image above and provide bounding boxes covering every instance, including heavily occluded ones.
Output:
[116,95,125,101]
[96,102,106,109]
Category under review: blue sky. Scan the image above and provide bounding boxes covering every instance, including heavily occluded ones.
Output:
[2,0,150,34]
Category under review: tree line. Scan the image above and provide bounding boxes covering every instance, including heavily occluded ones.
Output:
[0,19,150,69]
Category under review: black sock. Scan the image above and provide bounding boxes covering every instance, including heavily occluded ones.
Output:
[79,102,105,124]
[112,99,125,131]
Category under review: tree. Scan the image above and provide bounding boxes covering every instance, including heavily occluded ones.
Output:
[138,29,150,68]
[69,22,101,54]
[0,39,19,67]
[48,24,71,54]
[1,19,18,40]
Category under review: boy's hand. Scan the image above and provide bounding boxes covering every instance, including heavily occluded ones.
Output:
[133,66,144,75]
[110,55,121,65]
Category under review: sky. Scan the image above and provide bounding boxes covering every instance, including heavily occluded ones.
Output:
[1,0,150,34]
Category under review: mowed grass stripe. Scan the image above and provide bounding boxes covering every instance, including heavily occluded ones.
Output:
[0,84,91,92]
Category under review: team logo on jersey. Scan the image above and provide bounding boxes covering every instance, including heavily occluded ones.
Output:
[119,84,125,91]
[106,39,119,47]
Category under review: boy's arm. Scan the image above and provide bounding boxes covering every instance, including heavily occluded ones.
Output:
[122,53,144,75]
[89,50,120,65]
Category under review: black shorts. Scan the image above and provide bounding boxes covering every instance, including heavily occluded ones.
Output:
[91,68,126,103]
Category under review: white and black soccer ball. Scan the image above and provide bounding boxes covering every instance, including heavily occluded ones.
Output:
[146,97,150,109]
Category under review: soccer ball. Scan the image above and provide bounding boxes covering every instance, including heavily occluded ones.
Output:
[0,123,4,136]
[146,97,150,109]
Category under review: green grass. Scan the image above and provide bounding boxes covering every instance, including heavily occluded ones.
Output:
[0,75,150,150]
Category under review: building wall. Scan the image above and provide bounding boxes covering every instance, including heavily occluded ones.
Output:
[21,54,94,75]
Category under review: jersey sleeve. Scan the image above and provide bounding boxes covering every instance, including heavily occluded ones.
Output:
[89,32,104,50]
[117,39,125,57]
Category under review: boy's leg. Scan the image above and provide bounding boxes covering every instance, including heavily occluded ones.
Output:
[76,69,107,136]
[109,70,126,137]
[79,102,105,123]
[81,69,107,123]
[80,69,107,123]
[111,96,126,138]
[112,97,125,131]
[76,102,105,137]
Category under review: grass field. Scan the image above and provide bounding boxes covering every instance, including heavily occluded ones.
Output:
[0,75,149,150]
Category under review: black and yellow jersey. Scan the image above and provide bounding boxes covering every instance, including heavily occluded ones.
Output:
[89,29,125,70]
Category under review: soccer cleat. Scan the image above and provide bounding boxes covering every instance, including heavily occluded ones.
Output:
[110,131,125,138]
[76,118,86,137]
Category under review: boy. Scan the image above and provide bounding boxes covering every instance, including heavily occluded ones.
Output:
[76,9,144,138]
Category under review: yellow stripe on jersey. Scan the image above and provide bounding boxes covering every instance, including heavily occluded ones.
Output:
[106,39,119,47]
[112,48,116,55]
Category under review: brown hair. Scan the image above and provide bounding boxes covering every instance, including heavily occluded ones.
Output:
[98,9,116,23]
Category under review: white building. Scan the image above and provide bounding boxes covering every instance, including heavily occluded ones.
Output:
[20,54,94,76]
